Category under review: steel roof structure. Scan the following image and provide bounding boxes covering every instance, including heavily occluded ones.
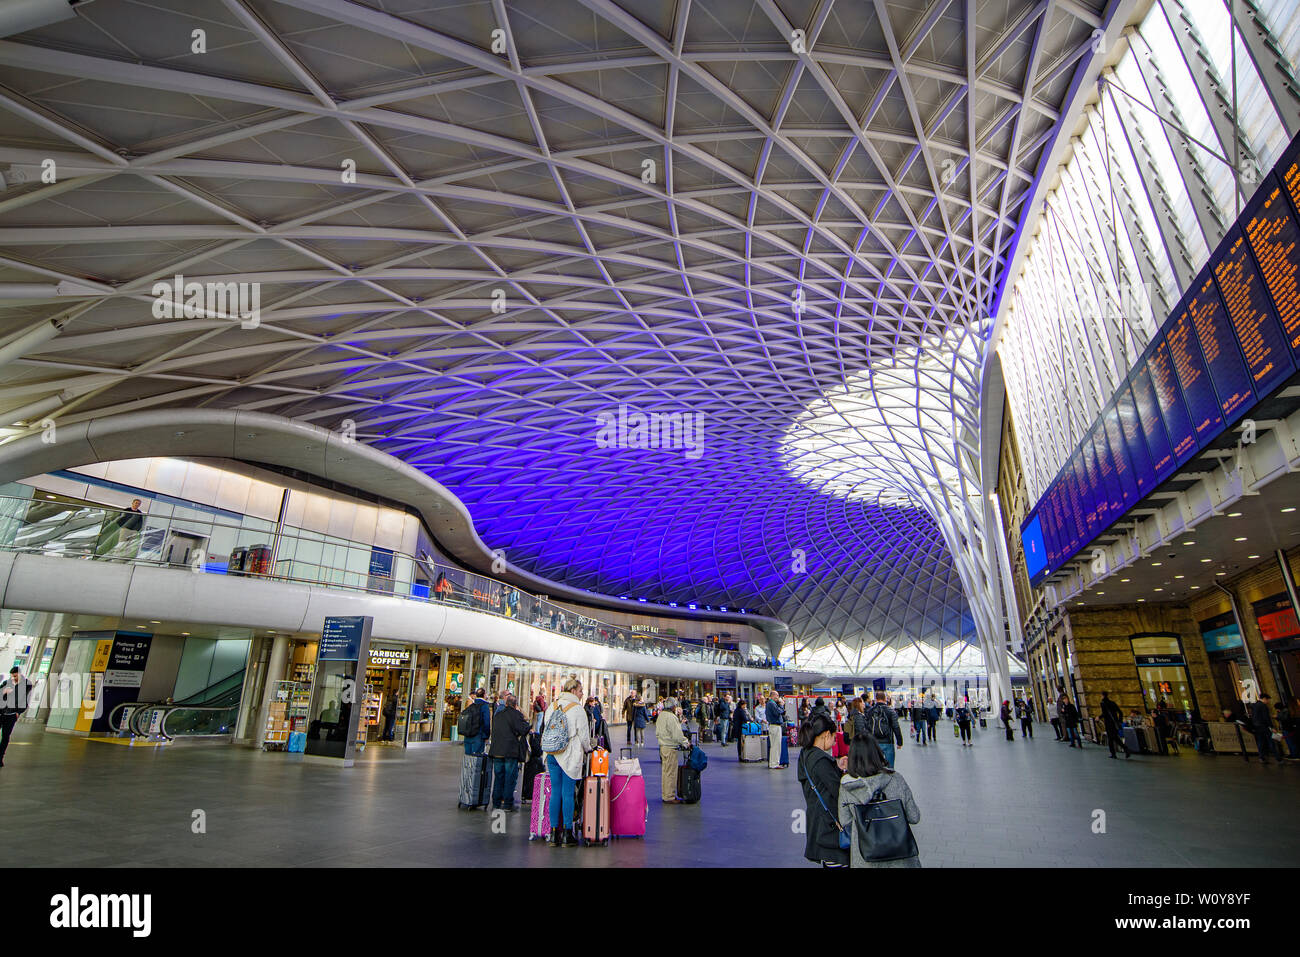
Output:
[0,0,1132,688]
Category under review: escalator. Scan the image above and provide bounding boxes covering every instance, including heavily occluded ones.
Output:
[110,670,246,741]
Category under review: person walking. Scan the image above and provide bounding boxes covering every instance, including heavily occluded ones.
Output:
[865,691,904,767]
[0,666,33,768]
[1048,698,1062,740]
[1099,692,1129,759]
[632,695,649,746]
[838,734,921,868]
[765,691,787,769]
[911,704,927,746]
[1061,696,1083,748]
[622,692,637,746]
[925,695,939,743]
[1000,700,1015,741]
[955,700,973,746]
[656,696,691,803]
[380,692,398,742]
[488,694,532,811]
[1249,693,1280,764]
[540,677,593,846]
[1018,699,1034,740]
[796,711,850,868]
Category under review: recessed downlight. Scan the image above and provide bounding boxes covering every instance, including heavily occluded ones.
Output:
[1228,512,1242,517]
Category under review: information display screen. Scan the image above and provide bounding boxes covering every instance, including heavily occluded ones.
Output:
[1148,334,1197,464]
[1212,228,1295,396]
[1022,512,1048,584]
[1026,129,1300,581]
[1130,360,1176,482]
[1185,270,1255,423]
[1243,177,1300,358]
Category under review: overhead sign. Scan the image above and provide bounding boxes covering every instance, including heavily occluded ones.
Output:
[714,669,737,690]
[320,616,369,661]
[773,674,794,695]
[368,647,410,668]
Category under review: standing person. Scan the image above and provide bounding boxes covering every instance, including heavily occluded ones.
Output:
[117,498,145,560]
[0,666,33,768]
[838,734,921,868]
[1061,696,1083,748]
[633,695,649,746]
[540,677,592,847]
[716,693,733,746]
[1019,699,1034,740]
[1249,694,1279,764]
[732,698,750,756]
[488,694,532,811]
[380,692,398,742]
[866,691,904,767]
[955,700,973,746]
[656,696,691,803]
[532,690,547,734]
[1276,698,1299,759]
[1048,697,1062,740]
[622,692,637,745]
[796,711,850,868]
[1000,700,1014,741]
[460,689,492,755]
[925,695,939,743]
[1099,692,1129,759]
[765,691,787,769]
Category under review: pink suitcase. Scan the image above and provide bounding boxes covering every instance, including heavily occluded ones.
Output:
[609,773,647,838]
[528,773,553,841]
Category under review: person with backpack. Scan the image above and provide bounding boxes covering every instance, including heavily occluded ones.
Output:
[656,696,691,803]
[838,734,921,868]
[955,700,973,746]
[1099,692,1129,758]
[540,677,593,847]
[488,694,532,811]
[796,711,849,868]
[866,692,904,767]
[458,689,492,755]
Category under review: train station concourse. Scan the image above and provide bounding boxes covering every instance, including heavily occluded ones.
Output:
[0,0,1296,936]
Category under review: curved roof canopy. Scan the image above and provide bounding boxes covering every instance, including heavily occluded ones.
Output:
[0,0,1122,675]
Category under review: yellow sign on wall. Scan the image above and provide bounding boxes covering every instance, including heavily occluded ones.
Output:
[90,639,113,673]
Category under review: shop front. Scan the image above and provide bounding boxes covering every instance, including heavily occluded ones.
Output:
[1252,593,1300,705]
[1131,634,1197,713]
[361,643,413,746]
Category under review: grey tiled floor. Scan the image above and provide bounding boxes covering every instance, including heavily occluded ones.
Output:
[2,721,1296,867]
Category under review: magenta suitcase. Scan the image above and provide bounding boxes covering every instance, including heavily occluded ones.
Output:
[528,773,553,841]
[609,773,647,838]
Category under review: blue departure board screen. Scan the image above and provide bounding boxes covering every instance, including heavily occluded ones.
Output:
[1243,176,1300,358]
[1026,128,1300,581]
[1116,381,1155,495]
[1212,227,1295,396]
[1022,512,1047,584]
[1186,269,1255,423]
[1166,298,1223,445]
[1130,359,1177,482]
[1148,334,1198,464]
[1102,397,1138,509]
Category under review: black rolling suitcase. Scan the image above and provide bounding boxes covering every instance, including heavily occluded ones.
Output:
[677,745,702,803]
[457,752,492,809]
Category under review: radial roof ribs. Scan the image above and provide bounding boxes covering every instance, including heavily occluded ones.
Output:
[0,0,1121,675]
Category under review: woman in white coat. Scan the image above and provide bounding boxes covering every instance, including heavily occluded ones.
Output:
[540,676,593,847]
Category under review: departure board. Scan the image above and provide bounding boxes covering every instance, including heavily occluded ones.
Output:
[1212,227,1295,396]
[1023,128,1300,581]
[1148,335,1197,464]
[1102,397,1139,508]
[1186,270,1255,422]
[1130,358,1176,481]
[1243,177,1300,357]
[1116,381,1155,495]
[1022,512,1047,583]
[1167,300,1223,444]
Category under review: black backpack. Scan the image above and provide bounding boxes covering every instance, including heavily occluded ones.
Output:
[847,784,918,863]
[457,701,483,738]
[867,704,891,740]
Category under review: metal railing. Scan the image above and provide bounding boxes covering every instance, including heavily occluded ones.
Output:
[0,493,781,670]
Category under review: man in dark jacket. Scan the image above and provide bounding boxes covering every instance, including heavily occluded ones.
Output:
[488,694,533,810]
[0,666,34,768]
[1249,694,1279,764]
[715,694,733,746]
[1100,692,1129,758]
[765,692,787,769]
[462,688,492,755]
[866,692,903,768]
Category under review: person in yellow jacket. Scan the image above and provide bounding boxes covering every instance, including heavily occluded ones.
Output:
[655,697,690,803]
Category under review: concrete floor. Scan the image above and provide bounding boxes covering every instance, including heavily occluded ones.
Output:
[2,721,1297,867]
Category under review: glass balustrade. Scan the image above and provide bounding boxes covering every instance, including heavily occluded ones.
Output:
[0,494,780,671]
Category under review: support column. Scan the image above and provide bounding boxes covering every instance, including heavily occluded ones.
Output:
[432,648,450,742]
[244,635,287,744]
[1231,581,1280,700]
